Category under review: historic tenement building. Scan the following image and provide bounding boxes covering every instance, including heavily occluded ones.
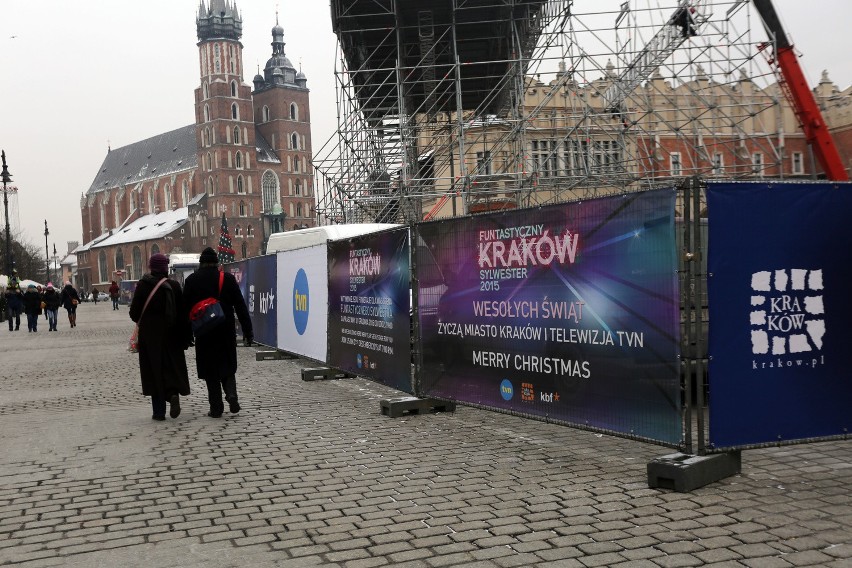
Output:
[77,0,313,290]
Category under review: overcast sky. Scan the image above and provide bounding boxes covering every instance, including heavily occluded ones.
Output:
[1,0,849,271]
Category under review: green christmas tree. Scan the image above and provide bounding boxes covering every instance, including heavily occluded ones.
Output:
[217,213,236,264]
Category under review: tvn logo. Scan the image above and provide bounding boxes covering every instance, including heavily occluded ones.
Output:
[292,268,310,335]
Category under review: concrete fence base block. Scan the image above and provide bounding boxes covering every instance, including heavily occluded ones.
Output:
[647,451,741,492]
[301,367,356,381]
[256,350,298,361]
[380,397,456,418]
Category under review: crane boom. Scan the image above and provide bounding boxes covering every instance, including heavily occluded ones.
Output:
[752,0,848,181]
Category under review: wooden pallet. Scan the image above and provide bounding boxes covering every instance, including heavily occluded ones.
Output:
[301,367,356,381]
[380,397,456,418]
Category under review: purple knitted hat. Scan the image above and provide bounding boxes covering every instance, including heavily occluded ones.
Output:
[148,253,169,273]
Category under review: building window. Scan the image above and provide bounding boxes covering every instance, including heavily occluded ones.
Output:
[295,179,303,196]
[296,202,303,217]
[131,192,138,211]
[208,176,215,196]
[230,80,237,97]
[214,44,221,73]
[182,181,190,206]
[235,152,242,169]
[204,104,210,122]
[476,151,492,175]
[262,106,270,122]
[203,82,209,99]
[563,139,589,176]
[114,199,120,228]
[670,152,682,177]
[237,175,244,194]
[262,170,279,211]
[99,204,106,230]
[98,251,108,283]
[148,188,156,214]
[150,244,160,255]
[233,126,240,145]
[290,103,298,121]
[115,249,124,276]
[531,140,556,177]
[792,152,804,175]
[712,153,724,175]
[132,246,142,280]
[752,153,764,177]
[231,103,239,120]
[206,153,212,171]
[291,133,299,150]
[235,224,242,237]
[239,200,246,216]
[241,241,248,258]
[247,225,254,238]
[164,184,171,210]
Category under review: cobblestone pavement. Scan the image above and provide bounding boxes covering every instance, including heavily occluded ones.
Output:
[0,305,850,568]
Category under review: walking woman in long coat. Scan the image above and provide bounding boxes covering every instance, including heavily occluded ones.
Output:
[182,247,253,418]
[129,253,193,421]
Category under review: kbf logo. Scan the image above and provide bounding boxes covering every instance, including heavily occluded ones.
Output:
[293,268,309,335]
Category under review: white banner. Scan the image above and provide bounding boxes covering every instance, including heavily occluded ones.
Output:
[276,246,328,362]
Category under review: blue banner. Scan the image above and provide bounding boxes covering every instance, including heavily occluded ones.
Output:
[416,190,682,444]
[327,228,412,393]
[244,255,278,348]
[707,181,852,448]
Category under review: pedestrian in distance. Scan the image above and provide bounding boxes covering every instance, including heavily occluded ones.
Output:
[61,281,80,328]
[109,281,120,310]
[182,247,253,418]
[4,278,23,331]
[22,284,42,332]
[42,283,62,331]
[129,253,192,421]
[91,286,99,305]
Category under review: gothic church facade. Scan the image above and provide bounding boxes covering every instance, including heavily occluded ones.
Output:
[77,0,313,290]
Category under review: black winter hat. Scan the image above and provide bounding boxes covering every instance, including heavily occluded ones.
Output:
[199,247,218,264]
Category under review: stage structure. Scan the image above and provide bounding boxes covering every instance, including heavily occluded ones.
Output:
[314,0,809,224]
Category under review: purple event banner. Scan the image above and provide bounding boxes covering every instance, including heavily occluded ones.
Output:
[327,228,412,393]
[416,190,681,444]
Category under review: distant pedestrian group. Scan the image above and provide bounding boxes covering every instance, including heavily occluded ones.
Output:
[4,270,81,333]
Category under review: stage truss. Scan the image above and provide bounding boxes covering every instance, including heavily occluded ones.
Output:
[313,0,804,224]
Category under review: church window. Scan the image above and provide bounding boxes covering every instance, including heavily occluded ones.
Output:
[262,106,270,122]
[247,225,254,237]
[231,103,239,120]
[293,157,299,173]
[235,152,242,169]
[290,103,298,121]
[182,181,190,206]
[233,126,240,144]
[230,80,237,97]
[99,204,106,230]
[204,104,210,122]
[239,200,246,217]
[164,184,171,210]
[241,241,247,258]
[148,188,156,214]
[205,153,212,171]
[291,133,298,150]
[115,249,124,275]
[208,176,215,196]
[262,170,279,212]
[295,179,302,196]
[237,175,244,193]
[150,244,160,255]
[132,247,142,280]
[235,224,242,237]
[203,82,209,99]
[114,199,120,227]
[214,44,221,73]
[296,202,303,217]
[99,251,108,283]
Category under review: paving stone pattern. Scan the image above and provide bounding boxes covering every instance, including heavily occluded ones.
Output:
[0,306,850,567]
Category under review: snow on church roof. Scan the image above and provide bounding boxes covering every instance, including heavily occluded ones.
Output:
[85,207,188,250]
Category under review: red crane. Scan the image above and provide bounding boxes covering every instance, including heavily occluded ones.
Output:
[753,0,849,181]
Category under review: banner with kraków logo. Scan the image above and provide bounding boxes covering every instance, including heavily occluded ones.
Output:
[327,228,411,393]
[707,181,852,448]
[276,246,328,362]
[416,190,682,444]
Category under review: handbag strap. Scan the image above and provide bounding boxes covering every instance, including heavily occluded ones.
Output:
[217,271,224,298]
[140,278,168,320]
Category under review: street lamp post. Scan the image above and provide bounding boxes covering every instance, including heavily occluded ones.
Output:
[44,220,49,284]
[52,244,58,284]
[1,151,12,276]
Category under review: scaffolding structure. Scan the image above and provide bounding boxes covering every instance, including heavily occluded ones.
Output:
[314,0,800,224]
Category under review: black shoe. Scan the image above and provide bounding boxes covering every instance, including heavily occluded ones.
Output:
[152,415,166,421]
[207,410,223,418]
[228,399,241,414]
[169,395,181,418]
